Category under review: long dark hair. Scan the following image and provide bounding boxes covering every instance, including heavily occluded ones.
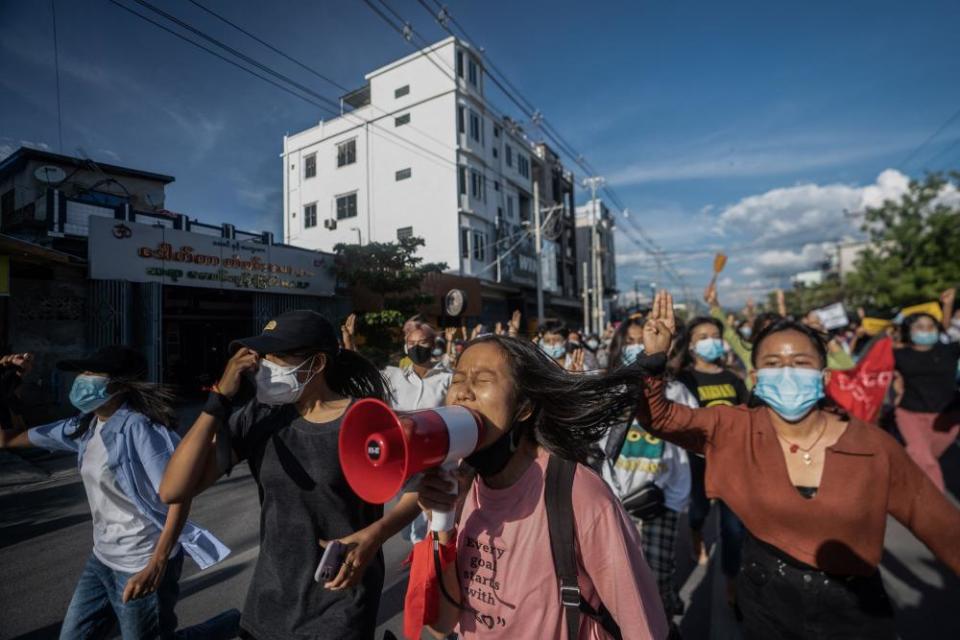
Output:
[608,316,644,370]
[463,335,651,464]
[323,348,389,403]
[68,377,179,439]
[670,316,724,371]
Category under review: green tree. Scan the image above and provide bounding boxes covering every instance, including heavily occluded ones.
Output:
[845,172,960,310]
[332,236,446,366]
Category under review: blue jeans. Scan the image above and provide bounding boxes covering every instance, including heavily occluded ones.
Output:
[61,551,240,640]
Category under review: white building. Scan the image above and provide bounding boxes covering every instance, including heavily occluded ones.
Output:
[575,199,617,331]
[282,37,540,286]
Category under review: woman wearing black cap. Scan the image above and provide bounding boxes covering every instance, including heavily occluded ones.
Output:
[160,310,423,640]
[0,345,236,640]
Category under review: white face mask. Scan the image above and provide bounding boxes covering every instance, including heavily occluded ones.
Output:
[255,356,317,405]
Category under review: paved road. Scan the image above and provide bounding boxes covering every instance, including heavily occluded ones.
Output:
[2,439,958,640]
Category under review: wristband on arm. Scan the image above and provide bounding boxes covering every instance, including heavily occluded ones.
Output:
[202,390,232,421]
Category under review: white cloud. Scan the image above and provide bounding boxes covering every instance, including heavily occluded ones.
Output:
[606,134,915,186]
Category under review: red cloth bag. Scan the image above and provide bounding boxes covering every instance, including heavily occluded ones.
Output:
[403,532,459,640]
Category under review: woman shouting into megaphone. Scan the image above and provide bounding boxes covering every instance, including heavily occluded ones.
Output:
[160,310,423,640]
[407,335,669,640]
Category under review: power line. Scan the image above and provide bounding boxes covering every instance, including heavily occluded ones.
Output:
[112,0,460,174]
[900,105,960,169]
[413,1,689,295]
[50,0,63,152]
[184,0,456,158]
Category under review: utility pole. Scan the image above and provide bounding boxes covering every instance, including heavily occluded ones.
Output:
[634,279,640,313]
[582,261,590,333]
[582,176,605,334]
[533,179,544,324]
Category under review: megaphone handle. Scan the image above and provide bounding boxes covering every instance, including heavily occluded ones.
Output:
[428,466,459,533]
[431,509,456,533]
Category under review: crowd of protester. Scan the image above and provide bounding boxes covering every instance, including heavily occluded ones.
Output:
[0,280,958,639]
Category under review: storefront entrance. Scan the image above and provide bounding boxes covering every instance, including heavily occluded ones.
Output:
[163,286,255,399]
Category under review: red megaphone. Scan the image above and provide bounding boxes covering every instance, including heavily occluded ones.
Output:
[339,398,484,507]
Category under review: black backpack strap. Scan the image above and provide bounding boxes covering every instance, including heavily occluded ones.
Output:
[545,454,581,640]
[545,455,623,640]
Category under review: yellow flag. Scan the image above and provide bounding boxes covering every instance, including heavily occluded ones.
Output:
[900,301,943,322]
[861,317,892,336]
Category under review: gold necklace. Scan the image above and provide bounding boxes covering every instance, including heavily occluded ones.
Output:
[776,414,828,466]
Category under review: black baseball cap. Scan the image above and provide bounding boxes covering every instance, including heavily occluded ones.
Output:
[57,345,148,378]
[229,310,340,356]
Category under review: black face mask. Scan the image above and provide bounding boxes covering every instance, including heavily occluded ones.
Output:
[406,344,433,366]
[464,423,525,478]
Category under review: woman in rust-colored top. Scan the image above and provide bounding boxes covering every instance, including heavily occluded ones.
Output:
[636,291,960,640]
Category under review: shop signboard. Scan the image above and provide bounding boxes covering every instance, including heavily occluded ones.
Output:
[89,217,334,296]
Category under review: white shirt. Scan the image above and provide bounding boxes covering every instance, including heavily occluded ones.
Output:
[383,362,453,411]
[600,381,696,513]
[80,419,174,572]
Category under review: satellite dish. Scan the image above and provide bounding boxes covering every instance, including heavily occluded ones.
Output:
[144,190,166,208]
[34,165,66,184]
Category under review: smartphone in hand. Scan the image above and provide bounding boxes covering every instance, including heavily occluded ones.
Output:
[314,540,346,585]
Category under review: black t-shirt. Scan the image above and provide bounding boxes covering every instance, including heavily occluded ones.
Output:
[676,368,749,408]
[222,400,384,640]
[894,342,960,413]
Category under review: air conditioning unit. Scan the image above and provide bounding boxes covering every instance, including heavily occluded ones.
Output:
[324,218,337,230]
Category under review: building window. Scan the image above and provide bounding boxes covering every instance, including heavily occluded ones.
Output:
[395,168,412,181]
[469,111,481,143]
[395,113,411,127]
[472,230,485,261]
[458,106,465,134]
[456,50,464,78]
[336,193,357,220]
[492,147,498,159]
[518,155,530,178]
[458,166,467,195]
[461,227,470,258]
[493,125,500,138]
[304,153,317,179]
[397,226,413,241]
[471,170,482,199]
[395,84,410,98]
[507,196,514,219]
[494,181,500,192]
[468,59,478,87]
[304,203,318,228]
[505,144,513,167]
[337,139,356,167]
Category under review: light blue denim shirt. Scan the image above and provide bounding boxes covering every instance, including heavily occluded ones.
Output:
[28,405,230,570]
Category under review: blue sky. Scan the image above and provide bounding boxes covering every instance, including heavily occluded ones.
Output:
[2,0,959,306]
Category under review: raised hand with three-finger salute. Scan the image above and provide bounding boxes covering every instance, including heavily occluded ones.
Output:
[642,290,676,355]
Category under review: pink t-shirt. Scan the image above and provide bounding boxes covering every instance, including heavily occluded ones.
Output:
[455,450,668,639]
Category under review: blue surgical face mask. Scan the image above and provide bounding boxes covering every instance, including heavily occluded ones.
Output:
[69,374,115,414]
[754,367,825,423]
[541,342,567,360]
[911,329,939,346]
[739,326,752,339]
[622,343,645,365]
[693,338,725,362]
